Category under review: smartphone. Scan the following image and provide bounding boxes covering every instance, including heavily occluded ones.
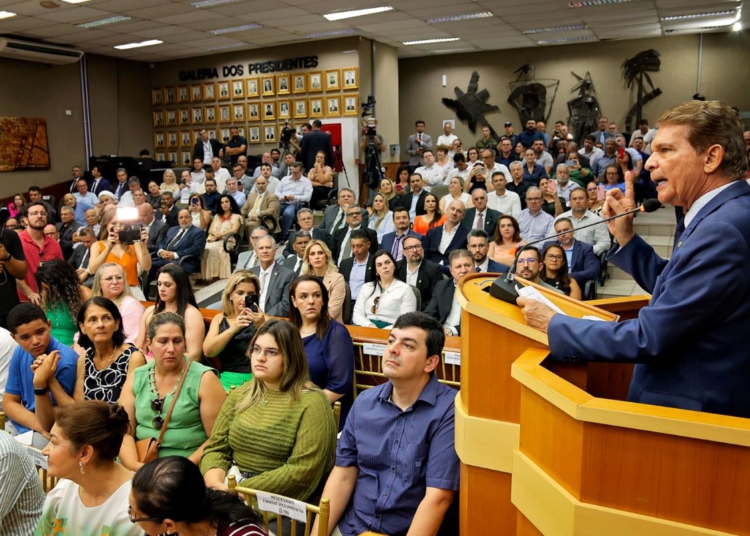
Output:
[617,147,625,159]
[565,160,577,167]
[191,197,199,206]
[395,183,404,191]
[597,184,606,201]
[245,294,259,312]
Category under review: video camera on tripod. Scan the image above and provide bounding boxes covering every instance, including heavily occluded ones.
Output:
[360,94,383,189]
[279,120,297,155]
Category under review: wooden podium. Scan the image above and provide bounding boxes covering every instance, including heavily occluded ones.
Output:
[455,274,750,535]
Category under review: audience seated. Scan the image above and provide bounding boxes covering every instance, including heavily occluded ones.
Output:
[146,181,162,210]
[68,227,96,287]
[283,208,332,257]
[137,203,168,257]
[332,204,378,266]
[515,246,562,293]
[532,140,554,176]
[289,275,355,428]
[312,312,459,536]
[149,209,207,281]
[7,193,25,219]
[200,195,242,282]
[467,229,506,273]
[488,215,526,268]
[131,456,267,536]
[241,170,281,237]
[353,251,417,329]
[201,177,221,214]
[440,176,472,213]
[234,227,269,271]
[414,150,445,192]
[603,164,627,194]
[425,249,473,335]
[412,193,446,236]
[506,161,531,210]
[160,169,180,196]
[338,229,374,314]
[120,312,225,470]
[35,259,92,346]
[486,171,521,216]
[204,271,265,392]
[249,235,295,318]
[36,401,143,536]
[522,147,549,186]
[320,188,368,234]
[17,202,64,304]
[201,320,336,506]
[136,264,205,362]
[368,193,395,244]
[592,139,618,178]
[307,150,335,206]
[276,162,313,241]
[396,235,443,311]
[56,206,82,259]
[463,160,492,194]
[380,177,402,211]
[540,244,582,300]
[554,218,600,289]
[461,188,501,235]
[187,192,213,231]
[91,263,145,344]
[422,199,469,268]
[403,173,428,220]
[556,187,611,256]
[158,191,180,228]
[301,240,347,324]
[281,230,310,276]
[517,187,555,243]
[538,178,568,217]
[380,207,422,263]
[0,426,44,534]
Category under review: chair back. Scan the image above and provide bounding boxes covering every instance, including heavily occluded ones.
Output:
[342,283,352,325]
[227,475,330,536]
[410,285,422,312]
[430,185,450,202]
[0,411,4,430]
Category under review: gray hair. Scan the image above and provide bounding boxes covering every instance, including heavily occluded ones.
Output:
[526,186,541,198]
[256,234,276,248]
[127,176,141,186]
[297,208,313,219]
[509,161,523,171]
[60,206,74,215]
[556,163,569,174]
[116,167,127,175]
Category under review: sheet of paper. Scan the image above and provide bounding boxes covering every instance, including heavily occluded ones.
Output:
[14,430,34,446]
[518,285,567,315]
[444,351,461,366]
[363,343,387,356]
[256,491,308,524]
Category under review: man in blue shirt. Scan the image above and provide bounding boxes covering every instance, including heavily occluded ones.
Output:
[1,304,78,436]
[313,312,459,536]
[516,118,545,150]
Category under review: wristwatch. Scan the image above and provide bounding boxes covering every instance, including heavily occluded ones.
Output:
[34,386,49,396]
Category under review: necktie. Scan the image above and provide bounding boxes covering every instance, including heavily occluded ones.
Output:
[475,266,481,273]
[392,234,404,261]
[167,228,186,250]
[250,194,262,216]
[342,234,352,261]
[92,179,99,193]
[260,271,269,309]
[674,216,685,248]
[332,211,345,234]
[476,212,484,230]
[79,249,89,269]
[294,257,301,274]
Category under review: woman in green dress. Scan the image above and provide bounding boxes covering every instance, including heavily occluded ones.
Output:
[36,259,91,346]
[118,312,226,471]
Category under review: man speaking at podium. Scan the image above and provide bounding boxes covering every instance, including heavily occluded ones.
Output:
[518,101,750,418]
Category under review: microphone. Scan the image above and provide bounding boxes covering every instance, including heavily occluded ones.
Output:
[489,198,661,304]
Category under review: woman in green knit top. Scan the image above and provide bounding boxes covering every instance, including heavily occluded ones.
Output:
[201,319,337,504]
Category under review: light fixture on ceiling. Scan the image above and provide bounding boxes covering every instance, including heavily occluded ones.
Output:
[114,39,163,50]
[425,12,493,24]
[209,23,262,34]
[324,6,393,21]
[191,0,243,7]
[569,0,639,7]
[537,35,597,44]
[522,23,587,34]
[661,10,736,21]
[205,42,250,50]
[60,0,91,3]
[306,29,359,39]
[0,10,17,19]
[77,15,132,29]
[403,37,460,45]
[732,22,742,31]
[428,47,477,54]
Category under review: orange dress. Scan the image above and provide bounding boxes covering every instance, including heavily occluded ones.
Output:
[413,214,446,235]
[95,241,140,286]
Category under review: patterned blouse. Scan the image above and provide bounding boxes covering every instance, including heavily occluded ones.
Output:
[83,344,136,402]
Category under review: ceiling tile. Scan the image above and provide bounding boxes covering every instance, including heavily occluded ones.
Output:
[238,7,310,21]
[105,20,164,34]
[24,23,84,37]
[53,29,117,43]
[2,0,76,16]
[153,10,226,25]
[125,4,195,20]
[95,0,171,10]
[207,0,286,16]
[36,7,115,23]
[131,25,194,38]
[0,16,59,31]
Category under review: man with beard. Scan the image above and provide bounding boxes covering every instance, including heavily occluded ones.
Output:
[396,234,442,311]
[16,203,62,304]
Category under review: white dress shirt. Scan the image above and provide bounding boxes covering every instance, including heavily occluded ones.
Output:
[487,189,521,215]
[556,209,611,256]
[414,164,445,192]
[258,265,273,311]
[405,262,420,287]
[438,225,458,255]
[443,284,462,335]
[352,279,417,328]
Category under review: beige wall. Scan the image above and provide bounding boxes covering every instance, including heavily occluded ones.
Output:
[373,42,400,164]
[398,33,750,160]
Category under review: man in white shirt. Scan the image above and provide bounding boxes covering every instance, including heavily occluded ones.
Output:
[556,187,611,256]
[425,249,473,335]
[190,158,207,189]
[251,152,281,180]
[554,164,581,203]
[629,119,656,154]
[532,140,554,174]
[487,171,521,215]
[446,153,471,184]
[413,150,444,192]
[480,148,511,183]
[436,122,458,159]
[579,134,605,170]
[210,157,231,193]
[226,176,246,208]
[117,177,142,207]
[276,162,313,241]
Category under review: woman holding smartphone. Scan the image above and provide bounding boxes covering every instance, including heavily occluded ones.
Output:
[586,180,606,216]
[188,193,212,230]
[203,271,265,391]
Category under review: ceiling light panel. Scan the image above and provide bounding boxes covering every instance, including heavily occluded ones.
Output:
[209,23,263,34]
[306,29,359,39]
[0,11,17,20]
[403,37,461,45]
[324,6,394,21]
[537,35,597,44]
[426,12,493,24]
[569,0,639,6]
[191,0,243,7]
[522,23,587,34]
[114,39,163,50]
[77,15,132,29]
[205,41,250,50]
[661,10,737,21]
[60,0,91,3]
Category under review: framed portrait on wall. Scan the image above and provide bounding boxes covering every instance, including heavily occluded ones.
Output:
[204,106,217,123]
[152,88,163,106]
[249,126,260,144]
[190,84,202,102]
[207,129,217,140]
[264,125,276,142]
[246,78,259,98]
[155,152,166,162]
[293,74,306,93]
[263,101,275,120]
[276,74,290,95]
[192,107,203,124]
[325,69,340,91]
[277,100,291,120]
[169,152,178,165]
[218,81,230,99]
[261,76,275,96]
[232,80,244,98]
[343,67,358,90]
[153,110,164,127]
[179,108,190,125]
[154,132,165,148]
[168,132,178,147]
[203,82,216,100]
[182,151,192,166]
[293,99,307,119]
[220,128,231,143]
[308,72,322,92]
[165,87,176,104]
[233,104,245,121]
[248,102,260,121]
[219,105,231,123]
[193,130,202,144]
[181,131,192,147]
[326,96,341,117]
[237,126,246,139]
[343,94,359,116]
[309,98,323,118]
[178,86,189,103]
[166,110,177,126]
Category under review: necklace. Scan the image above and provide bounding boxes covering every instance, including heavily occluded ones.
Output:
[148,359,186,399]
[95,346,118,369]
[300,326,316,336]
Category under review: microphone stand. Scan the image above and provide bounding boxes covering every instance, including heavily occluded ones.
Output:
[489,199,661,304]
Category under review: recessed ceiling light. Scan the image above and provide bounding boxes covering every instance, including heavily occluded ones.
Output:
[114,39,163,50]
[425,12,493,24]
[60,0,91,3]
[569,0,638,6]
[306,29,359,39]
[403,37,460,45]
[191,0,242,7]
[661,10,736,21]
[0,11,17,20]
[522,23,587,34]
[538,35,597,44]
[324,6,393,21]
[205,41,250,50]
[209,23,262,34]
[428,47,477,54]
[77,15,132,29]
[733,22,742,31]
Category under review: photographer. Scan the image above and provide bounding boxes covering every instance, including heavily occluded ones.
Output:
[87,210,151,300]
[464,162,491,194]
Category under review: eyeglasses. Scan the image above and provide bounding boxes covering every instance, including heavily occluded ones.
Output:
[251,346,281,358]
[27,211,47,217]
[526,197,542,202]
[346,212,361,218]
[586,187,597,192]
[151,397,165,430]
[403,244,422,251]
[371,296,380,314]
[517,259,538,265]
[44,231,57,237]
[128,505,162,524]
[545,254,563,261]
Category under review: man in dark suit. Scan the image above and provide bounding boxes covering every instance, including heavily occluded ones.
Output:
[299,119,334,172]
[402,173,428,220]
[380,207,422,262]
[422,199,469,268]
[139,203,168,254]
[281,230,311,276]
[338,230,374,314]
[554,218,598,288]
[157,191,180,228]
[519,101,750,418]
[332,205,378,265]
[56,207,82,260]
[461,188,501,235]
[88,165,112,195]
[319,188,368,234]
[396,234,443,311]
[193,128,224,166]
[467,229,507,274]
[283,208,332,257]
[68,227,96,287]
[252,235,295,317]
[149,209,207,280]
[68,165,85,193]
[425,249,473,335]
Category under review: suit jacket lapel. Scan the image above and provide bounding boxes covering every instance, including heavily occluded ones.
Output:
[681,181,750,244]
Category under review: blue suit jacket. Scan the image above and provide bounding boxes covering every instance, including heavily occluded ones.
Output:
[485,259,507,274]
[380,230,423,255]
[155,225,207,274]
[559,240,599,287]
[549,181,750,417]
[89,178,112,195]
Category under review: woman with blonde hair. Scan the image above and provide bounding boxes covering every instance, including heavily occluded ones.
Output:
[379,177,402,211]
[201,319,336,507]
[203,271,266,391]
[188,192,212,230]
[301,239,346,324]
[91,262,145,343]
[160,169,179,195]
[367,193,395,243]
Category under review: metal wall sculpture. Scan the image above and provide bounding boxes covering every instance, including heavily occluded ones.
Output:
[507,64,559,125]
[622,49,662,133]
[567,71,601,146]
[0,117,50,172]
[442,71,501,136]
